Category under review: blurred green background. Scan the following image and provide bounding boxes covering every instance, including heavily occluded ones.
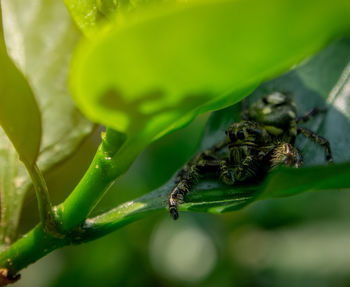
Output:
[15,108,350,287]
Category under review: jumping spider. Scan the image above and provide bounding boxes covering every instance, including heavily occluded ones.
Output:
[168,92,333,220]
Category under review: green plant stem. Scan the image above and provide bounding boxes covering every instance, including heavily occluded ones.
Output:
[0,190,166,276]
[60,134,146,232]
[0,179,255,275]
[22,161,58,235]
[76,188,167,242]
[0,224,69,276]
[1,162,350,275]
[0,177,257,276]
[59,144,116,231]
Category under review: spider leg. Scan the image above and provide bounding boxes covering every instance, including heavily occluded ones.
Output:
[235,155,257,181]
[220,146,264,184]
[219,159,235,185]
[169,157,221,220]
[296,107,326,123]
[297,127,333,163]
[219,155,256,184]
[169,139,229,220]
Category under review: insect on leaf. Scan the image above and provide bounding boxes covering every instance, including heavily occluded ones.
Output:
[181,37,350,214]
[92,37,350,224]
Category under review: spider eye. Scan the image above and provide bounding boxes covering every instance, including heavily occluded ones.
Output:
[228,131,235,142]
[236,130,245,140]
[248,128,262,138]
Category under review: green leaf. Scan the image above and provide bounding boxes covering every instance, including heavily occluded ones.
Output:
[2,0,94,171]
[1,0,94,174]
[85,37,350,232]
[0,7,41,165]
[0,0,94,242]
[70,0,350,150]
[0,5,41,244]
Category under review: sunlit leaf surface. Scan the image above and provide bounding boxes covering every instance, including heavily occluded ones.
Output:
[70,0,350,148]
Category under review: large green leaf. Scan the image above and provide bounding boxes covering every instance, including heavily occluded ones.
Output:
[0,0,94,242]
[85,37,350,232]
[2,0,94,170]
[0,5,41,165]
[0,4,41,244]
[70,0,350,149]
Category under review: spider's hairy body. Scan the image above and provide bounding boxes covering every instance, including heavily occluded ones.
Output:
[168,92,332,220]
